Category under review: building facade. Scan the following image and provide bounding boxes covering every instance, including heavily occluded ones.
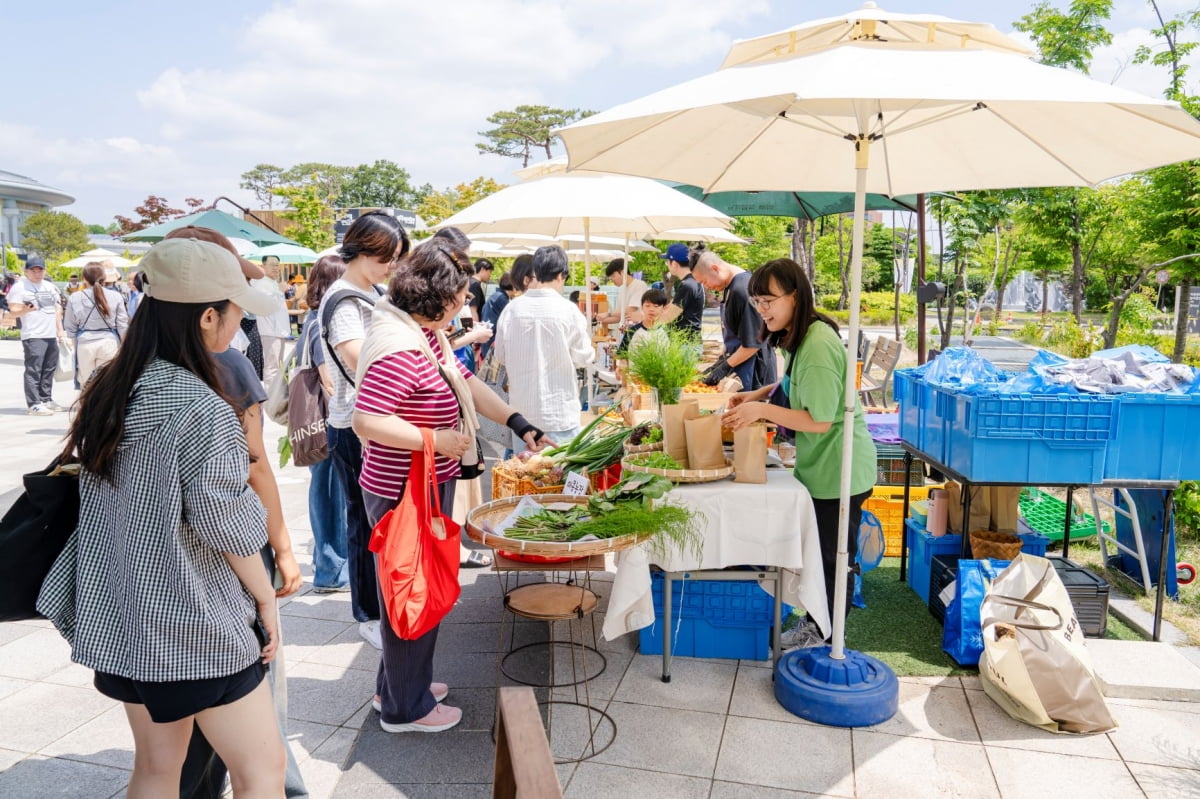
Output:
[0,170,75,249]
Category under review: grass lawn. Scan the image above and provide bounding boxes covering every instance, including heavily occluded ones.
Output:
[836,560,1146,677]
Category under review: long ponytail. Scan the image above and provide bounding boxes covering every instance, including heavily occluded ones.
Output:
[82,262,110,318]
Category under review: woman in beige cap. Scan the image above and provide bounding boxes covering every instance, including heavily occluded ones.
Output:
[38,236,287,798]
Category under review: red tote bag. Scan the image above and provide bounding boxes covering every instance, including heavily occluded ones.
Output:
[369,428,462,640]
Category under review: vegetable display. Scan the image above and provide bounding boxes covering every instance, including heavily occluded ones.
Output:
[628,452,684,470]
[501,472,703,559]
[628,422,663,446]
[624,328,702,405]
[493,411,631,485]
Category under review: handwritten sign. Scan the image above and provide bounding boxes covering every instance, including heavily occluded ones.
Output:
[563,471,590,496]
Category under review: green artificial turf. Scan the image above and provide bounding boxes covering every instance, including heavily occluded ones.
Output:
[831,561,1144,676]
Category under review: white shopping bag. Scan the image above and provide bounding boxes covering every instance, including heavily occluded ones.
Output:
[978,554,1117,734]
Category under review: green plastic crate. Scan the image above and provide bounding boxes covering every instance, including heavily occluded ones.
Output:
[1018,487,1110,542]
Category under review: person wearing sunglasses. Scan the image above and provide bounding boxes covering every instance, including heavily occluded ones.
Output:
[721,258,875,650]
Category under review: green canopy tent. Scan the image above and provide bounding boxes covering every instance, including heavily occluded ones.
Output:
[666,184,918,218]
[122,209,299,247]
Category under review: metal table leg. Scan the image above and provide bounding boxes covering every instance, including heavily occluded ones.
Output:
[662,572,673,683]
[1154,490,1174,642]
[1062,487,1074,560]
[900,452,913,582]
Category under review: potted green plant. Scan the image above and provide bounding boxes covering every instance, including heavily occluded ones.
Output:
[624,327,700,407]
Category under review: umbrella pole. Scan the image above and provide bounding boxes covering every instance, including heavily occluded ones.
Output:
[773,137,897,729]
[620,233,630,327]
[586,218,595,410]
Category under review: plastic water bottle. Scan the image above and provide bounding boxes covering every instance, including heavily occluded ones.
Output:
[928,488,948,537]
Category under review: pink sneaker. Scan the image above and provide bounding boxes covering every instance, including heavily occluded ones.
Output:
[371,683,448,712]
[380,703,461,733]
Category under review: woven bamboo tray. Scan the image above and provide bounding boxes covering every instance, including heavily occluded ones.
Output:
[465,495,654,557]
[621,454,734,484]
[623,438,665,454]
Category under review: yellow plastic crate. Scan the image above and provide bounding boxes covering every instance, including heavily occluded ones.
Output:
[864,484,942,558]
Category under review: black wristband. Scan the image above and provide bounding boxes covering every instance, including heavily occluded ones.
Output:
[505,412,529,434]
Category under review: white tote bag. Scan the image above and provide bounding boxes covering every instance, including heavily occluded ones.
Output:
[979,554,1117,734]
[54,338,75,383]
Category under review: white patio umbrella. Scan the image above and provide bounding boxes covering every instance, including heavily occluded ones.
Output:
[245,242,320,264]
[437,171,733,328]
[651,227,748,244]
[557,3,1200,725]
[61,248,135,269]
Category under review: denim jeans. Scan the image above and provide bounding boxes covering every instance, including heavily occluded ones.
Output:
[22,337,57,407]
[308,458,349,589]
[326,424,380,623]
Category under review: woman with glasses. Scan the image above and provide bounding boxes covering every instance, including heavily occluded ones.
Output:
[721,258,875,650]
[322,211,410,650]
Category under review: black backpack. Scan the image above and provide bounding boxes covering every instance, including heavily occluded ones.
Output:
[320,286,384,386]
[0,460,80,621]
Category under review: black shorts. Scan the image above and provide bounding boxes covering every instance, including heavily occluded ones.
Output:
[94,660,266,724]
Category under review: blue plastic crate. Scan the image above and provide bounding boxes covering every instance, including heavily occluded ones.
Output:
[895,370,950,463]
[905,519,1049,604]
[636,573,780,660]
[946,392,1116,483]
[1105,393,1200,480]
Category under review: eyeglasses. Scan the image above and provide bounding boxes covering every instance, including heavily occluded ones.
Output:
[751,294,789,311]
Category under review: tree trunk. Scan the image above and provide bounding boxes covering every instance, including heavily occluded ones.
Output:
[1174,277,1192,362]
[792,218,815,283]
[1041,271,1050,316]
[837,220,849,309]
[1071,207,1084,323]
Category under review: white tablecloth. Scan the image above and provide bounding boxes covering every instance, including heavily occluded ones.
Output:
[603,468,829,640]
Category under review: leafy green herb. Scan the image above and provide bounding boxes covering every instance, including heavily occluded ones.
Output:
[625,328,701,405]
[629,452,684,470]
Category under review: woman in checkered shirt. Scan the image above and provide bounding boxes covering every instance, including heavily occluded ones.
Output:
[38,237,288,797]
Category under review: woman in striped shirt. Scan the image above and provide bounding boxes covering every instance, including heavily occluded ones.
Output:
[352,238,547,733]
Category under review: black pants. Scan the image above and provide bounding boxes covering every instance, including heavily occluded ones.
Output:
[809,489,872,629]
[328,425,380,622]
[22,337,57,406]
[363,483,456,724]
[240,317,264,380]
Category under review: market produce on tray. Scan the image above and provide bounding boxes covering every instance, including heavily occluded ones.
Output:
[627,421,663,446]
[492,410,632,488]
[627,452,684,470]
[487,473,703,559]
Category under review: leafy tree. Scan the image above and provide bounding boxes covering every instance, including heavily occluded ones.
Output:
[415,176,507,228]
[86,224,108,235]
[338,159,418,209]
[710,217,791,273]
[1013,1,1113,74]
[281,163,351,206]
[272,184,335,251]
[19,210,90,259]
[477,105,594,167]
[240,164,286,209]
[113,195,185,235]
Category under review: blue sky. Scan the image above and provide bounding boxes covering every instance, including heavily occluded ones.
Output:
[5,0,1196,225]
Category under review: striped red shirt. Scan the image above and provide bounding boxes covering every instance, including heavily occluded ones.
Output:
[355,331,473,498]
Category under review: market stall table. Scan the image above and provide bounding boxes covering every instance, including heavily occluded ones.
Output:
[897,442,1179,641]
[604,468,827,681]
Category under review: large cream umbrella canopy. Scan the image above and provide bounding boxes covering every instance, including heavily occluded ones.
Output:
[557,3,1200,726]
[61,248,135,269]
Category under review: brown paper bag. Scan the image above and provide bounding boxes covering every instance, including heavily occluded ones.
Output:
[989,485,1021,534]
[945,480,991,535]
[684,413,726,470]
[733,423,768,483]
[662,399,700,469]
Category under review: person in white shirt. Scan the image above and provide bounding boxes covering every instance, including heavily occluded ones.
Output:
[495,246,595,452]
[7,256,65,415]
[253,255,292,389]
[596,258,649,329]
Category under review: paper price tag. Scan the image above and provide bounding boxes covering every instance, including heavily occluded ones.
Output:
[563,471,590,496]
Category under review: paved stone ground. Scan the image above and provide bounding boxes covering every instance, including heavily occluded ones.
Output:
[1,339,1199,798]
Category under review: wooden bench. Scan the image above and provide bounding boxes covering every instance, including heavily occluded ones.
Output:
[858,336,902,408]
[493,686,562,799]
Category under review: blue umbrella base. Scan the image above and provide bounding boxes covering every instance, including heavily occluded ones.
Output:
[774,646,899,728]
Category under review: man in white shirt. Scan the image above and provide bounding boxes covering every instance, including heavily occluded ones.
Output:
[7,256,65,415]
[596,258,649,330]
[253,255,292,389]
[495,246,595,452]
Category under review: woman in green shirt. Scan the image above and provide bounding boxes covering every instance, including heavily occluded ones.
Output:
[722,258,876,649]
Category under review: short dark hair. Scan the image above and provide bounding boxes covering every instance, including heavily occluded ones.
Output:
[433,226,471,251]
[510,254,535,290]
[604,258,626,277]
[339,211,409,262]
[497,273,514,292]
[262,255,280,265]
[641,288,668,307]
[532,246,568,283]
[569,290,581,304]
[474,258,494,274]
[688,242,707,269]
[387,238,472,321]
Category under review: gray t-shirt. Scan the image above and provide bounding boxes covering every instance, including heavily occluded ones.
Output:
[8,277,60,339]
[323,278,380,429]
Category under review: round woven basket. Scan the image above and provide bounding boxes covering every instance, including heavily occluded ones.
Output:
[621,455,734,484]
[623,439,665,454]
[465,494,654,557]
[970,530,1023,560]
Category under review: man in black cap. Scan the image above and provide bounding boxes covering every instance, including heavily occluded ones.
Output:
[7,256,65,415]
[658,243,704,337]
